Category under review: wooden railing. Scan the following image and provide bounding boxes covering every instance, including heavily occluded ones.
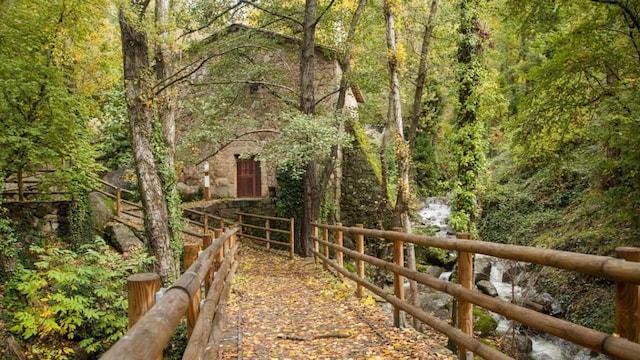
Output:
[236,211,294,259]
[101,227,239,360]
[182,207,236,236]
[2,169,67,201]
[312,222,640,360]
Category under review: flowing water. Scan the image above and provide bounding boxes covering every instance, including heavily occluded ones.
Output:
[417,198,606,360]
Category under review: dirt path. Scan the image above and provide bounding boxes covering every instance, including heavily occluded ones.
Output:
[220,245,453,359]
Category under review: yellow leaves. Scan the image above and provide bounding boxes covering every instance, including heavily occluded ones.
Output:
[362,294,377,307]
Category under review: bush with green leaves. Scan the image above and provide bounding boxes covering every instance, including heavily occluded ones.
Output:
[5,239,152,359]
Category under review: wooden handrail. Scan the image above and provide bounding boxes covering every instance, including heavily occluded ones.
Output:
[101,228,238,360]
[237,212,294,259]
[235,211,290,222]
[312,222,640,360]
[313,223,640,285]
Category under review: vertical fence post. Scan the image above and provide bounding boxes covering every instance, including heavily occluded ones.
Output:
[126,273,162,360]
[392,227,405,328]
[184,244,201,339]
[289,218,295,259]
[115,188,121,217]
[313,224,319,264]
[265,219,271,250]
[237,213,243,241]
[203,233,214,296]
[323,224,329,270]
[616,247,640,343]
[203,161,211,201]
[336,222,343,278]
[457,232,473,359]
[356,224,364,298]
[203,213,208,234]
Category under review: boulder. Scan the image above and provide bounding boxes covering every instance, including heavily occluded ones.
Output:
[475,256,492,283]
[105,223,143,253]
[416,283,453,321]
[531,292,564,317]
[102,168,137,194]
[514,334,533,354]
[177,182,202,202]
[476,280,499,297]
[89,191,112,230]
[424,265,445,279]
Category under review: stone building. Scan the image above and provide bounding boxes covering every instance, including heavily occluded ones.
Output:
[177,24,363,199]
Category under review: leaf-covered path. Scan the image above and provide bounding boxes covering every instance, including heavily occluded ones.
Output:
[220,244,453,359]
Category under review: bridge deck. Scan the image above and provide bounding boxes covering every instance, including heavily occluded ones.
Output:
[218,244,452,359]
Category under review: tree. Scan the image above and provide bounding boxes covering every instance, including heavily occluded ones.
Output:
[118,1,182,283]
[0,0,116,196]
[450,0,487,233]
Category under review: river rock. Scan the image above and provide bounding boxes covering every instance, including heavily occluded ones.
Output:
[502,263,527,283]
[532,292,564,317]
[514,334,533,354]
[474,256,492,283]
[416,283,452,321]
[425,265,445,279]
[102,168,137,194]
[89,191,112,230]
[476,280,499,297]
[105,223,143,253]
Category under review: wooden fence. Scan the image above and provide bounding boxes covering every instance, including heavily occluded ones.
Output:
[101,227,239,360]
[312,222,640,360]
[236,211,294,259]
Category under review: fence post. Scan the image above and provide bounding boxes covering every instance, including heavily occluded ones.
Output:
[313,224,319,264]
[237,213,243,241]
[203,213,208,234]
[184,244,201,339]
[356,224,364,298]
[115,188,121,217]
[203,161,211,201]
[289,218,295,259]
[457,232,474,360]
[126,273,162,360]
[616,247,640,343]
[336,222,343,278]
[265,219,271,250]
[203,233,214,296]
[323,224,329,270]
[392,227,405,328]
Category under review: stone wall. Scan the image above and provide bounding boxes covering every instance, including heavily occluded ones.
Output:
[340,125,391,229]
[3,201,70,239]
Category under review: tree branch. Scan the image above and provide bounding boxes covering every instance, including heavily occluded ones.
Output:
[178,2,246,40]
[197,129,281,166]
[240,1,304,27]
[154,45,269,95]
[190,79,297,96]
[315,88,340,107]
[313,0,338,27]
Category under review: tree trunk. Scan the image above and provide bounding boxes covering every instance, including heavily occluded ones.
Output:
[154,0,176,167]
[299,0,318,256]
[119,9,175,284]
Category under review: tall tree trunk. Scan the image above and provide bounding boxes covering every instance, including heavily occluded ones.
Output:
[155,0,176,167]
[383,0,411,329]
[119,9,175,284]
[405,0,440,330]
[453,0,484,233]
[299,0,318,256]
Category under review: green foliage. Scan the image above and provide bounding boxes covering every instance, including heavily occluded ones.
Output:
[5,239,152,359]
[68,191,96,251]
[0,0,116,195]
[275,169,304,222]
[259,112,353,179]
[97,87,133,171]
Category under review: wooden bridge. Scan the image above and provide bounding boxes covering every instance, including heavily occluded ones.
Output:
[5,177,640,359]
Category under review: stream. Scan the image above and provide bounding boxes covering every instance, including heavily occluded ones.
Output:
[417,198,606,360]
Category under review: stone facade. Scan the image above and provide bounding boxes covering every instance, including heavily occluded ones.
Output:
[177,24,360,199]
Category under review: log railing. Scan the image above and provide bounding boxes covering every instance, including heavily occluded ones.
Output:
[236,211,294,259]
[101,227,239,360]
[312,222,640,360]
[182,207,236,236]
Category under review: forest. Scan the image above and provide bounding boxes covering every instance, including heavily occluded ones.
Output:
[1,0,639,358]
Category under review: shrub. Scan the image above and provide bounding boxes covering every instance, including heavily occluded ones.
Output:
[5,239,152,359]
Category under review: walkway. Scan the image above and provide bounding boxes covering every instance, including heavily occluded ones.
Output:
[219,245,453,359]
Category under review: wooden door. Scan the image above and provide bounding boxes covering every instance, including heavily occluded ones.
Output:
[236,157,261,198]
